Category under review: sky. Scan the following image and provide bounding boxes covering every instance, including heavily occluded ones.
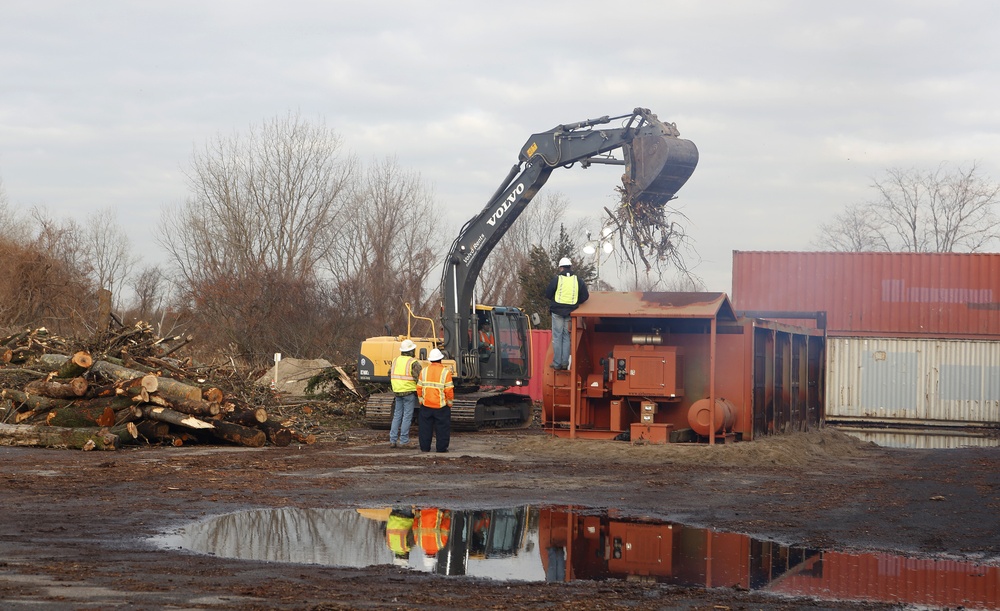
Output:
[3,1,1000,293]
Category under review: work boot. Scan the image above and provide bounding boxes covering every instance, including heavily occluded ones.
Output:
[389,441,397,448]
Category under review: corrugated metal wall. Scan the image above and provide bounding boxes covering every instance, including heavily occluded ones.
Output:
[732,251,1000,338]
[826,336,1000,426]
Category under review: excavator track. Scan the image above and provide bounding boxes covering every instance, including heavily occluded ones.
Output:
[365,391,532,432]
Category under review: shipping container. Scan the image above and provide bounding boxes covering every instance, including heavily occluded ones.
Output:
[731,251,1000,339]
[826,336,1000,427]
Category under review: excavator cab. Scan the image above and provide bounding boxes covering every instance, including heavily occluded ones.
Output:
[468,305,530,387]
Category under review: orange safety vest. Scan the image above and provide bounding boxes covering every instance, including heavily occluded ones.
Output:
[417,362,454,408]
[413,508,452,555]
[479,330,495,348]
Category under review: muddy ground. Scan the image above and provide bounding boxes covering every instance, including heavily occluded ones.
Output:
[0,416,998,610]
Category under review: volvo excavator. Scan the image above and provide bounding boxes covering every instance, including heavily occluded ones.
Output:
[358,107,699,430]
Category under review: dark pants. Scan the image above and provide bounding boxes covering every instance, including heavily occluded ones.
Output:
[418,406,451,452]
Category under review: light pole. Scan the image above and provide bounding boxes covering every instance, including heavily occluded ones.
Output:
[583,227,614,285]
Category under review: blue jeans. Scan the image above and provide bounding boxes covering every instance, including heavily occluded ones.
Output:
[551,312,570,369]
[390,393,417,444]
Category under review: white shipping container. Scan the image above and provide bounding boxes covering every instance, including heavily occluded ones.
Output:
[826,337,1000,426]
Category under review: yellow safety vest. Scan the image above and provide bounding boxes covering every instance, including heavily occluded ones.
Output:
[390,356,418,393]
[554,274,579,305]
[386,513,414,555]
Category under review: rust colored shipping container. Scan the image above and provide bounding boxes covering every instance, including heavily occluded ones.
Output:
[732,251,1000,339]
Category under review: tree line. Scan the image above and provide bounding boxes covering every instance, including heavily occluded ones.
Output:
[0,113,614,367]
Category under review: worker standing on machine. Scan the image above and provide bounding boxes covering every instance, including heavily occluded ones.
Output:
[416,348,454,453]
[545,257,589,370]
[389,339,421,448]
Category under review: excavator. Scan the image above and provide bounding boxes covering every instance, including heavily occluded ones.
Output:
[358,107,699,430]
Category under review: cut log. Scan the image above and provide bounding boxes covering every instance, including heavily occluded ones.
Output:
[229,406,268,427]
[57,351,93,378]
[91,360,203,402]
[144,394,220,417]
[2,389,72,423]
[202,387,224,404]
[205,420,266,447]
[109,421,141,444]
[45,405,117,428]
[259,418,293,447]
[0,423,119,450]
[134,405,214,430]
[122,375,158,397]
[24,376,89,399]
[133,420,170,441]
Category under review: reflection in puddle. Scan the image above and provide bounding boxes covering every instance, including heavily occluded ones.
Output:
[153,506,1000,609]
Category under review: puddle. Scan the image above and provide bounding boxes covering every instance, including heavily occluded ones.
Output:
[152,505,1000,609]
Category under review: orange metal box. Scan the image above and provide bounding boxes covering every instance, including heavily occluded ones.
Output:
[630,423,672,444]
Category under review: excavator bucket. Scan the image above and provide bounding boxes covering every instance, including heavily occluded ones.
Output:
[622,134,699,206]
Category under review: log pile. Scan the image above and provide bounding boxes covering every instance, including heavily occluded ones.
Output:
[0,325,319,451]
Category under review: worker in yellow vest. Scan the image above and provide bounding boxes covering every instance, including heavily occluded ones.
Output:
[385,507,415,565]
[416,348,454,453]
[389,339,422,448]
[544,257,589,370]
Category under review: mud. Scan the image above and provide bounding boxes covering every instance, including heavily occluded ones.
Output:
[1,424,998,610]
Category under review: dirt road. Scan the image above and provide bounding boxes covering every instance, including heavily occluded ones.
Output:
[0,425,997,610]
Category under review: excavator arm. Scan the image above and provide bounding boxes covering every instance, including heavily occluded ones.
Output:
[441,107,699,373]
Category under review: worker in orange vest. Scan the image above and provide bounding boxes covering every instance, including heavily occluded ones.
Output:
[478,320,495,354]
[416,348,454,453]
[413,507,452,558]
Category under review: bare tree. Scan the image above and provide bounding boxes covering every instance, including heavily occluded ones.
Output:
[817,163,1000,253]
[82,207,137,311]
[477,191,585,305]
[160,112,355,364]
[325,156,440,352]
[815,203,885,252]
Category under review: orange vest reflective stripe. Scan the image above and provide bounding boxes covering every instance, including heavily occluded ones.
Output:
[414,509,452,555]
[417,363,454,409]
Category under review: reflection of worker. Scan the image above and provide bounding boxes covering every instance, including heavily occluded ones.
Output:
[413,507,452,557]
[544,257,589,370]
[478,321,495,355]
[416,348,454,453]
[389,339,422,448]
[386,507,415,564]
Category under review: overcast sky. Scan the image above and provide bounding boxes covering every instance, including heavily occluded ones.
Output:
[3,1,999,292]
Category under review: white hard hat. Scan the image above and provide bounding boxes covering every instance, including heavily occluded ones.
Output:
[392,556,409,567]
[428,348,444,362]
[422,556,437,570]
[400,339,417,352]
[558,257,572,267]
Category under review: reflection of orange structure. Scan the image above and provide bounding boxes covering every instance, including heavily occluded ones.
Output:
[542,293,826,444]
[772,551,1000,609]
[538,507,1000,609]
